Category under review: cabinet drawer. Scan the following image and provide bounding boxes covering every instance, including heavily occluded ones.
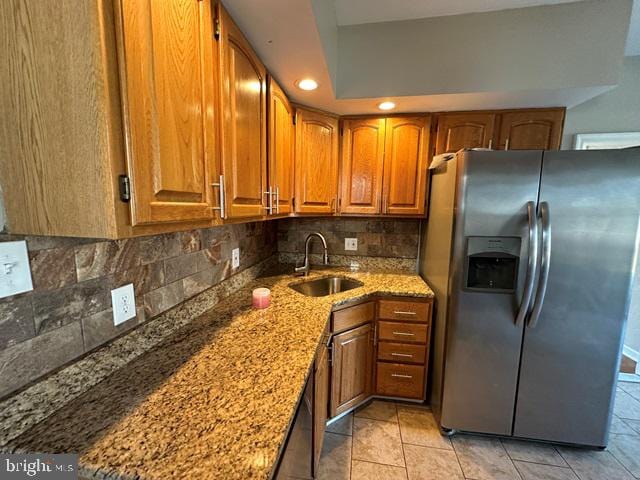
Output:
[332,302,375,334]
[378,321,428,344]
[378,299,430,323]
[377,342,426,364]
[376,362,425,399]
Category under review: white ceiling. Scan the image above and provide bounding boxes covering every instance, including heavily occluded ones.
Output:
[223,0,636,114]
[334,0,581,26]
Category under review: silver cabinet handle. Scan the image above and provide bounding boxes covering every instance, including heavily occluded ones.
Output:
[488,138,493,150]
[373,322,378,346]
[391,353,413,358]
[505,138,510,150]
[263,186,273,214]
[528,202,551,329]
[391,374,413,379]
[211,174,226,219]
[394,311,416,316]
[275,186,280,214]
[392,331,415,336]
[515,201,539,326]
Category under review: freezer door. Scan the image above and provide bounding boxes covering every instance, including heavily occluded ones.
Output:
[514,149,640,447]
[441,150,543,435]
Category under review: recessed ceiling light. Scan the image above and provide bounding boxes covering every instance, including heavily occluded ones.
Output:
[296,79,318,91]
[378,101,396,111]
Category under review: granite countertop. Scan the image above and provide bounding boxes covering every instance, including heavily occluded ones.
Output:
[9,267,433,480]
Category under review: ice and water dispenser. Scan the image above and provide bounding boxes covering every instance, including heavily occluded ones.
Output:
[464,237,521,293]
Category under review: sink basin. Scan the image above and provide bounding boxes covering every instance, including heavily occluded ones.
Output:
[289,276,363,297]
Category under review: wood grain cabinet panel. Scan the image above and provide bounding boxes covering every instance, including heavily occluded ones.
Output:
[218,3,267,219]
[378,321,429,344]
[378,299,430,323]
[376,362,425,399]
[313,341,329,473]
[268,77,295,215]
[118,0,217,225]
[340,118,386,214]
[330,323,374,417]
[497,109,565,150]
[295,108,339,214]
[382,116,431,216]
[435,113,496,154]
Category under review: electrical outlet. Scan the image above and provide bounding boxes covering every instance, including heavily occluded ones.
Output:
[232,247,240,269]
[111,283,136,326]
[345,238,358,251]
[0,241,33,299]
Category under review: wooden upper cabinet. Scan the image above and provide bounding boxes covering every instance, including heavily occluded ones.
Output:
[294,108,339,214]
[268,77,295,215]
[497,109,565,150]
[118,0,216,225]
[435,113,496,154]
[330,323,374,418]
[382,116,431,216]
[340,118,386,215]
[217,3,267,219]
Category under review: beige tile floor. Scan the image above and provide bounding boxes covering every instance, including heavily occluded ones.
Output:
[317,381,640,480]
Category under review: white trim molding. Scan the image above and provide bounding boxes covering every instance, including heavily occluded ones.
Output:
[574,132,640,150]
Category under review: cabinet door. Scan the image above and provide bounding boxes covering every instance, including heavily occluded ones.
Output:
[218,3,267,218]
[294,109,339,214]
[268,77,295,215]
[118,0,216,225]
[339,118,385,214]
[497,109,565,150]
[330,323,373,417]
[313,343,329,473]
[382,116,431,216]
[435,113,496,154]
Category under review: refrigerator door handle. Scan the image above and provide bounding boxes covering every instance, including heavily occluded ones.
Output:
[515,201,539,326]
[528,202,551,328]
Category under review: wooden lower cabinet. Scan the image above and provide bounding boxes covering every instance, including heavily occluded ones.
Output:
[313,340,329,473]
[330,322,374,418]
[326,297,433,422]
[376,362,426,399]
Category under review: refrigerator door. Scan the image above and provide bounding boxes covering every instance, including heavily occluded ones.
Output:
[441,150,543,435]
[514,149,640,447]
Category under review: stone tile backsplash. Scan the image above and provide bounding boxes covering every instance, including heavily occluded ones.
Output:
[0,216,421,399]
[277,217,420,260]
[0,222,277,398]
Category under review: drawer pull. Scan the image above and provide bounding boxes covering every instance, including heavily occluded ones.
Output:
[391,373,413,379]
[392,331,415,336]
[394,310,416,315]
[391,352,413,358]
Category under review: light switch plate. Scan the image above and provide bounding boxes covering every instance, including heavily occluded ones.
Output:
[232,247,240,269]
[345,238,358,251]
[0,241,33,299]
[111,283,136,326]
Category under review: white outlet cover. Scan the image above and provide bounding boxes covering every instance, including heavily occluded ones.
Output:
[345,238,358,251]
[232,247,240,269]
[111,283,136,326]
[0,241,33,299]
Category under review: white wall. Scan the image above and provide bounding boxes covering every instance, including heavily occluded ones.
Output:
[562,55,640,355]
[562,56,640,148]
[337,0,631,99]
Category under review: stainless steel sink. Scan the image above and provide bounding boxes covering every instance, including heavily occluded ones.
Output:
[289,276,363,297]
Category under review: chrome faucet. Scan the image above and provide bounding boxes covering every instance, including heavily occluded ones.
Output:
[294,232,329,276]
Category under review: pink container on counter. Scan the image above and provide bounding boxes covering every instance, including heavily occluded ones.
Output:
[252,288,271,309]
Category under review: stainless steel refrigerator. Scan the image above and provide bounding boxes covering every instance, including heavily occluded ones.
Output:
[420,149,640,447]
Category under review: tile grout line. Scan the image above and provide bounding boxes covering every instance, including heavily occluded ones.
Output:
[395,402,411,479]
